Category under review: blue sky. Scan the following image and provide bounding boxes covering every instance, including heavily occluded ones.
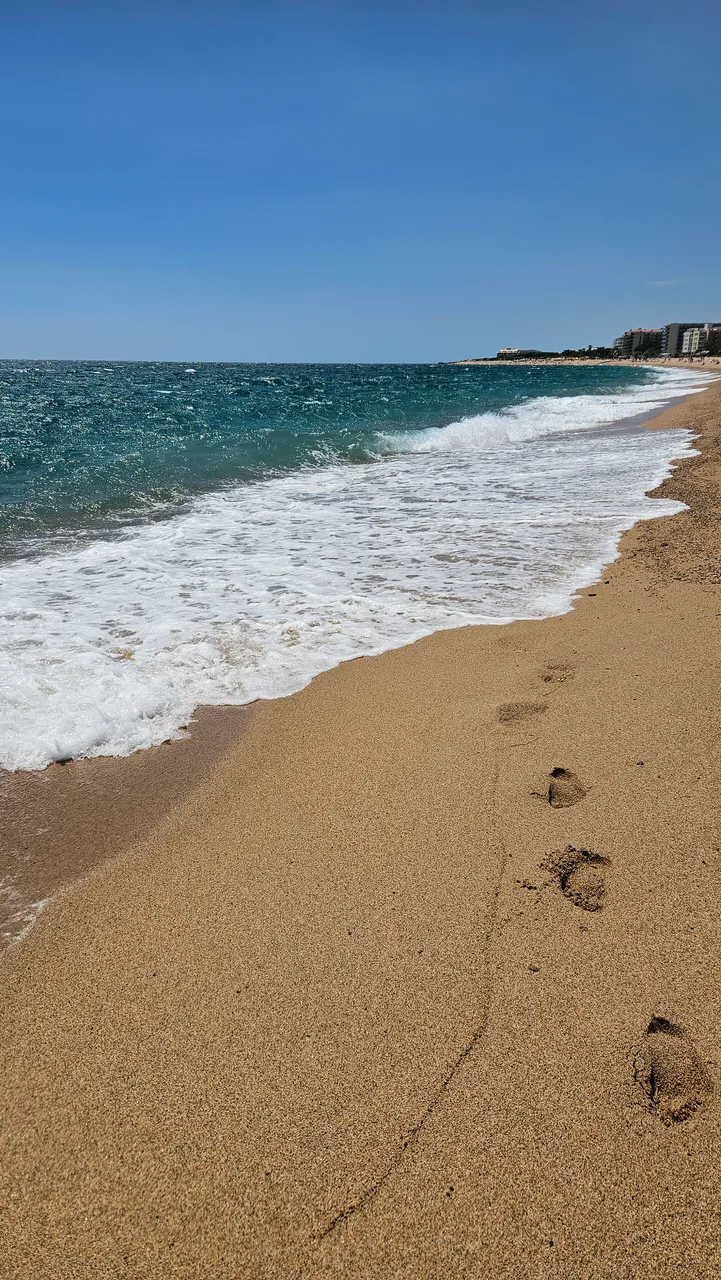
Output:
[0,0,719,361]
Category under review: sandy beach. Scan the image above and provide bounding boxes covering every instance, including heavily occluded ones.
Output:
[2,371,721,1277]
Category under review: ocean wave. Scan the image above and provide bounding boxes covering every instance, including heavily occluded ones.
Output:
[381,368,710,455]
[0,367,707,771]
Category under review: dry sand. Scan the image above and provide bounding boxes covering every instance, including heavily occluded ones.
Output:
[2,376,721,1278]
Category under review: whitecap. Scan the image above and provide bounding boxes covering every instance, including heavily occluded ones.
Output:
[0,367,710,771]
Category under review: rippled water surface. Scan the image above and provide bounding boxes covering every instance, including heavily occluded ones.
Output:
[0,361,708,769]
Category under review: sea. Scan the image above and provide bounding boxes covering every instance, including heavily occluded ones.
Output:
[0,360,710,772]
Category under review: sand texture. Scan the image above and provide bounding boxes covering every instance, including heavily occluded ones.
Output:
[1,379,721,1277]
[0,706,247,948]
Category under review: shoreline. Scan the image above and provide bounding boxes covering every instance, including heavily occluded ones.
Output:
[453,355,721,368]
[0,704,248,948]
[0,367,711,948]
[2,375,721,1275]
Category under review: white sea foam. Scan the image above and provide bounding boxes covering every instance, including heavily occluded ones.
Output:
[0,883,48,947]
[0,368,711,770]
[382,370,708,453]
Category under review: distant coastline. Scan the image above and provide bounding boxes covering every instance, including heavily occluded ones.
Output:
[453,355,721,368]
[455,321,721,365]
[453,357,630,367]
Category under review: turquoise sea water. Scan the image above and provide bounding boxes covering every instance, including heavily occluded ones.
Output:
[0,361,690,554]
[0,361,707,769]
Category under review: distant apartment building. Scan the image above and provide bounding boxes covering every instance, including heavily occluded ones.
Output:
[659,321,717,356]
[681,327,703,355]
[680,324,721,356]
[612,328,662,358]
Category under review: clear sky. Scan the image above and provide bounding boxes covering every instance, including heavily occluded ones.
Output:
[1,0,719,362]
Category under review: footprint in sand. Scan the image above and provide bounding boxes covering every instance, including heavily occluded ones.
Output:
[497,701,548,725]
[539,662,575,685]
[633,1017,713,1125]
[548,767,587,807]
[543,845,609,911]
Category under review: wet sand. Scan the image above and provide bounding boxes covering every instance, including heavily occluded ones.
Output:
[2,375,721,1277]
[0,706,248,947]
